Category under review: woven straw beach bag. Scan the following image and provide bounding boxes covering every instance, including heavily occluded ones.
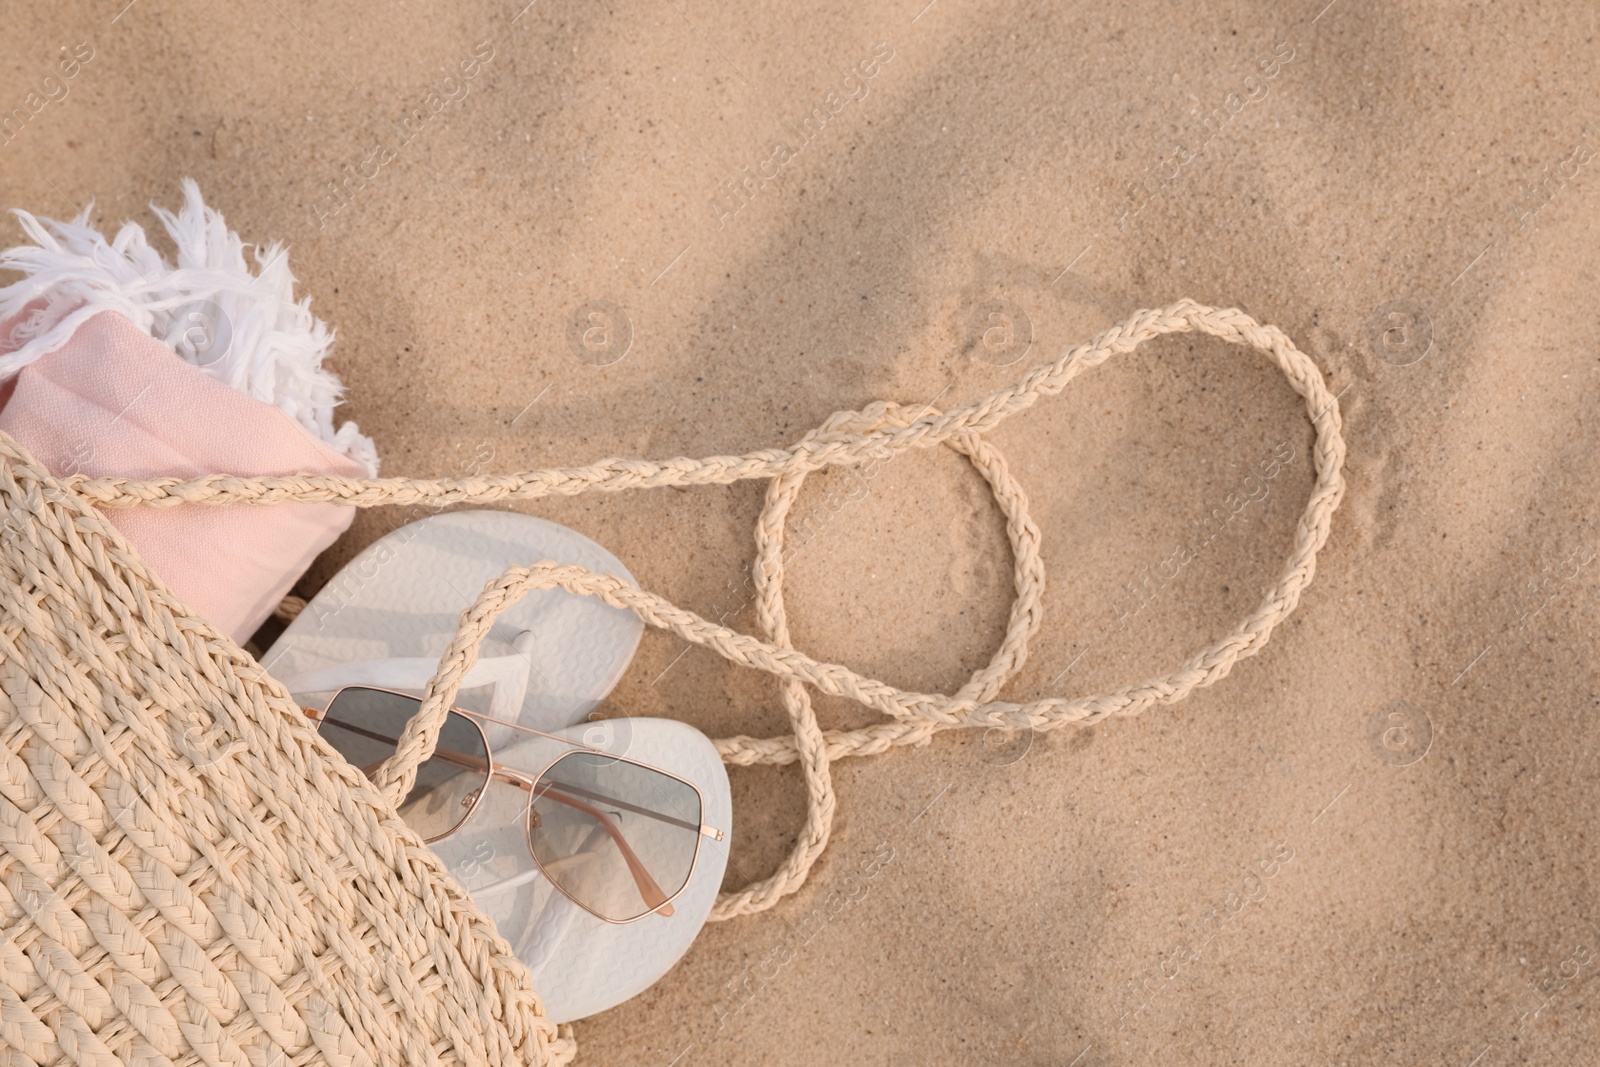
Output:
[0,433,572,1065]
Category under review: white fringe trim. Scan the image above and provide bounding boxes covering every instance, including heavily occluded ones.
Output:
[0,180,378,475]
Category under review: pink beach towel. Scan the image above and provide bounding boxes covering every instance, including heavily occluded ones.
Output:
[0,183,377,643]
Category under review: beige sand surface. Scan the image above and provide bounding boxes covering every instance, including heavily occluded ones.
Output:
[6,0,1600,1062]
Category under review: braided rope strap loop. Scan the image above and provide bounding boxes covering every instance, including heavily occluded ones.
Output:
[713,400,1046,918]
[84,301,1347,921]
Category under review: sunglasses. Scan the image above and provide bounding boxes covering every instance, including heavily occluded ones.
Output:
[303,686,723,924]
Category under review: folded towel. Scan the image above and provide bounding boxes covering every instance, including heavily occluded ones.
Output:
[0,184,377,643]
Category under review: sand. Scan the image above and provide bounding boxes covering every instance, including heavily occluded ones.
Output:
[5,0,1599,1062]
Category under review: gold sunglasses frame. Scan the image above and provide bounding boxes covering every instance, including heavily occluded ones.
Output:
[305,685,724,925]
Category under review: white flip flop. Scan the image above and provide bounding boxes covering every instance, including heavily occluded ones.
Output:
[262,510,643,731]
[273,512,731,1021]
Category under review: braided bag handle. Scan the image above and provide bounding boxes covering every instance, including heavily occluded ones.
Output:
[65,300,1347,920]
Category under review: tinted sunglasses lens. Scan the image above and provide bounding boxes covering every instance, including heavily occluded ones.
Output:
[528,752,702,922]
[320,687,489,841]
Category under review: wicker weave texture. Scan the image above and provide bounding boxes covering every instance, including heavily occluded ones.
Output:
[0,441,570,1067]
